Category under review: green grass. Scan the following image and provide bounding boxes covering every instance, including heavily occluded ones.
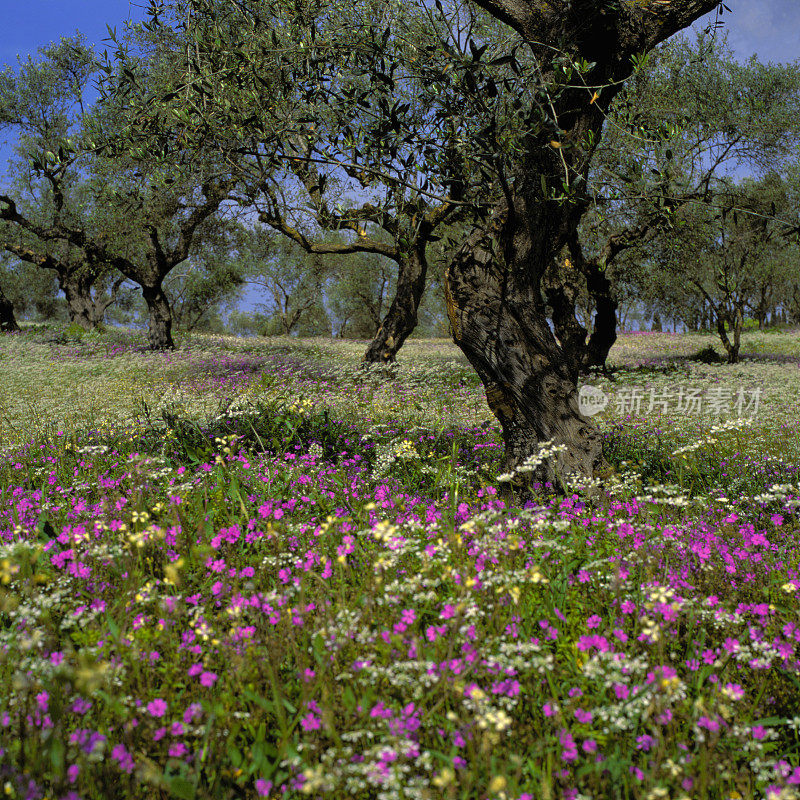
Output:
[1,326,800,800]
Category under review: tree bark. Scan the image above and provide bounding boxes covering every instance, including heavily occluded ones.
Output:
[0,285,19,332]
[142,284,175,350]
[546,280,588,375]
[61,275,98,330]
[716,311,741,364]
[59,270,125,329]
[444,202,603,492]
[555,241,619,373]
[363,246,428,363]
[582,259,618,372]
[543,251,619,375]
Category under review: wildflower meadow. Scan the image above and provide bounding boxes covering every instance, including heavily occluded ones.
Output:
[2,325,800,800]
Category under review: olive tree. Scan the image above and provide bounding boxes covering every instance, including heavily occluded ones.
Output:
[428,0,724,484]
[240,224,330,336]
[657,174,796,362]
[0,37,129,329]
[164,223,249,333]
[0,35,239,348]
[546,31,800,372]
[99,2,473,361]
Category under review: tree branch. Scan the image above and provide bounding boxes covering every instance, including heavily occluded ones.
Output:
[631,0,723,54]
[170,180,234,266]
[1,242,59,271]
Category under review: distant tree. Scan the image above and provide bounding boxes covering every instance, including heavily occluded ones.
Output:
[164,222,247,332]
[0,37,129,328]
[227,309,265,338]
[166,263,244,333]
[326,247,396,339]
[80,108,236,348]
[655,174,795,362]
[241,224,329,336]
[747,246,797,331]
[0,34,239,349]
[559,32,800,369]
[295,303,332,338]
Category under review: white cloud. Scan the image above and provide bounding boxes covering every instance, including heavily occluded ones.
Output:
[724,0,800,63]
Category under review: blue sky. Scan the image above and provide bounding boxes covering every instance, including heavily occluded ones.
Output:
[2,1,798,68]
[1,1,146,65]
[1,2,147,177]
[717,0,800,64]
[2,1,795,170]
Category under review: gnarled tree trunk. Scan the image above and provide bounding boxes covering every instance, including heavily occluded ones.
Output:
[60,270,123,330]
[545,254,618,374]
[0,285,19,332]
[717,307,742,364]
[363,246,428,363]
[582,260,618,372]
[439,0,720,495]
[445,200,603,493]
[61,275,97,330]
[142,284,175,350]
[544,257,589,376]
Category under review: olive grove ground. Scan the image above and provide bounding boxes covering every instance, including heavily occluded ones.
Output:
[1,326,800,799]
